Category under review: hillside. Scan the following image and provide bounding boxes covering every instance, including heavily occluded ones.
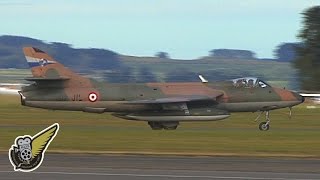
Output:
[0,35,120,70]
[118,56,298,88]
[0,35,298,89]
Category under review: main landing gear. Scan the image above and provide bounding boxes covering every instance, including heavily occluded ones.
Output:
[148,121,179,130]
[255,111,271,131]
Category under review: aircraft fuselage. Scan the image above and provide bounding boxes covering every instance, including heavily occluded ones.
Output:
[21,80,303,114]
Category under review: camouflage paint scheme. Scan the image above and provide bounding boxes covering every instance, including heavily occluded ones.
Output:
[20,47,304,130]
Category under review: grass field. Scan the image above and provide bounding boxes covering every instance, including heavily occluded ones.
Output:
[0,69,31,84]
[0,94,319,157]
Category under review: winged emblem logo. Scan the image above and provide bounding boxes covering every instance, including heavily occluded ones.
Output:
[9,123,59,172]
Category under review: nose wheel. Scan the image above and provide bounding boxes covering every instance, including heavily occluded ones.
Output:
[259,122,270,131]
[255,111,271,131]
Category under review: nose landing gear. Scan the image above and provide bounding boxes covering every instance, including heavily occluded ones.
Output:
[255,111,270,131]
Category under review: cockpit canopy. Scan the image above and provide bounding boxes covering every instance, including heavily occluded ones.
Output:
[232,77,270,88]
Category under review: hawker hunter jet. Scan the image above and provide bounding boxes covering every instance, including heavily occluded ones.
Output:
[19,47,305,131]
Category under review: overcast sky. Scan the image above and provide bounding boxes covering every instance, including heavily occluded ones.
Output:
[0,0,318,59]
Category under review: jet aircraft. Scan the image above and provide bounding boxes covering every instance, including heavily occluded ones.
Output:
[19,47,305,131]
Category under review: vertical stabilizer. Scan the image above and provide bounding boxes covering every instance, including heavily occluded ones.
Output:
[23,47,75,79]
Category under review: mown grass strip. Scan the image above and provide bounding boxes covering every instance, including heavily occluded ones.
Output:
[0,95,319,157]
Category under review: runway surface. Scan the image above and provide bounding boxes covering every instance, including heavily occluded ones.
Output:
[1,153,320,180]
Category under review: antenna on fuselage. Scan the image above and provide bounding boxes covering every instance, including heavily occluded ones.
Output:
[198,75,208,83]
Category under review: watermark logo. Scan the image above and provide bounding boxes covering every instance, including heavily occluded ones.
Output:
[8,123,59,172]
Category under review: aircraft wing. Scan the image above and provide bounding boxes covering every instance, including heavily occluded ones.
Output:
[126,93,223,104]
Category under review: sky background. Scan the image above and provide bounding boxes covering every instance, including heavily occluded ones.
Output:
[0,0,318,59]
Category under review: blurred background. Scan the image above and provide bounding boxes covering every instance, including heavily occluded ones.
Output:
[0,1,319,92]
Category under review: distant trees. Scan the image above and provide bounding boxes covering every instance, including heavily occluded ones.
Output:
[274,43,301,62]
[136,67,157,82]
[104,68,135,83]
[294,6,320,90]
[165,69,198,82]
[155,51,170,59]
[209,49,256,59]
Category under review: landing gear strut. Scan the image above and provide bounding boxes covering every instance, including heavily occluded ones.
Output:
[255,111,270,131]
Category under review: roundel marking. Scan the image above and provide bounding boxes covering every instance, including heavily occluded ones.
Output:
[88,92,98,102]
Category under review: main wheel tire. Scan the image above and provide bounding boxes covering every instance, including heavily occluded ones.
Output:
[163,126,178,130]
[148,122,163,130]
[151,127,163,130]
[259,122,270,131]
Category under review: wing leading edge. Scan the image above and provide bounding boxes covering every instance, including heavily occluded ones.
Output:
[126,93,224,105]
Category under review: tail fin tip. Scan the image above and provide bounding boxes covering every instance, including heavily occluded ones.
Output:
[23,47,56,68]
